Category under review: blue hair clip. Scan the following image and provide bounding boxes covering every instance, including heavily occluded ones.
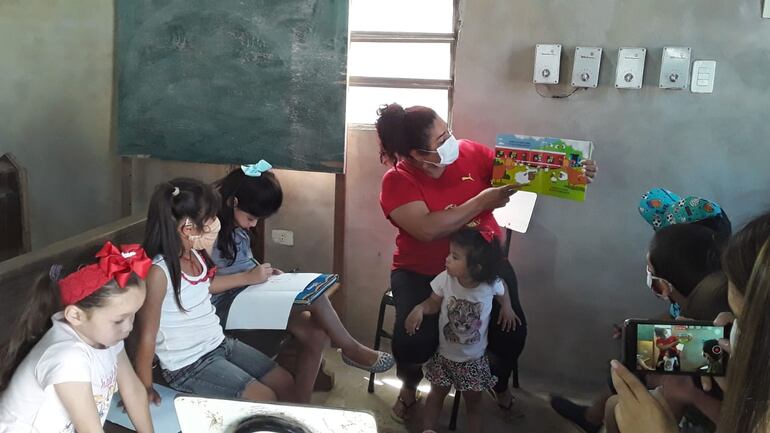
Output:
[241,160,273,177]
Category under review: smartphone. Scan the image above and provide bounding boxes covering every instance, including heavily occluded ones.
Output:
[622,319,728,376]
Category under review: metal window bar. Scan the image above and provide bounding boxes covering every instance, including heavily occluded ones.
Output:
[346,0,460,123]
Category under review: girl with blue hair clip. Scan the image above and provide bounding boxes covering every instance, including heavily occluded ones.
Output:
[209,162,394,403]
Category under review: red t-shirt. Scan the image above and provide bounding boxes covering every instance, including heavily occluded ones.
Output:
[379,139,503,275]
[656,335,681,357]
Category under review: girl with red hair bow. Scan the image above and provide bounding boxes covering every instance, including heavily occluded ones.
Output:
[0,242,155,433]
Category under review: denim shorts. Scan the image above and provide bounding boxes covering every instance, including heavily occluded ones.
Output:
[162,336,277,398]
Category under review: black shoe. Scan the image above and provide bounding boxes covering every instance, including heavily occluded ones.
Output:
[549,395,601,433]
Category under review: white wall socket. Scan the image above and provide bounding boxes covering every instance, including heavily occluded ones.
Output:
[533,44,561,84]
[571,46,602,88]
[272,229,294,246]
[615,47,646,89]
[659,47,691,90]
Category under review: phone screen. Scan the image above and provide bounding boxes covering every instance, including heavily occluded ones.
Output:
[632,322,726,375]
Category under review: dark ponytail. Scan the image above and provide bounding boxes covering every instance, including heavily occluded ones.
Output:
[0,272,59,392]
[214,168,283,265]
[144,178,220,311]
[375,103,438,165]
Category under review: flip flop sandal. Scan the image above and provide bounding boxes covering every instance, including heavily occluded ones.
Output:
[390,391,422,424]
[486,389,525,420]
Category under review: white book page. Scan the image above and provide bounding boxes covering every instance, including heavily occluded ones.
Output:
[493,191,537,233]
[225,273,321,330]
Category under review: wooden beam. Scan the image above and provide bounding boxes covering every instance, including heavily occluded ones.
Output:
[331,173,346,320]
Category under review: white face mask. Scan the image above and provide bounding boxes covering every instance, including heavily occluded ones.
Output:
[186,217,221,253]
[422,134,460,167]
[646,267,670,301]
[730,318,739,351]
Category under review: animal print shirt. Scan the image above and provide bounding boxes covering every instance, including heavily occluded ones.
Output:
[431,271,504,362]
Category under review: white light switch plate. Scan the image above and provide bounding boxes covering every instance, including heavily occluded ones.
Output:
[571,46,602,88]
[763,0,770,18]
[691,60,716,94]
[533,44,561,84]
[615,47,646,89]
[659,47,691,89]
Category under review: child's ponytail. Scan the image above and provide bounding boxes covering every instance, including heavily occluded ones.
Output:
[0,268,60,392]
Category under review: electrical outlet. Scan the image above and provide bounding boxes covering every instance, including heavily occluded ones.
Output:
[572,46,602,88]
[271,229,294,246]
[533,44,561,84]
[615,47,646,89]
[659,47,691,90]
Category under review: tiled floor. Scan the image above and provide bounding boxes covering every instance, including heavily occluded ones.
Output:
[311,347,586,433]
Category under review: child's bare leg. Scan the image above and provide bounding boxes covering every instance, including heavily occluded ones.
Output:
[464,390,484,433]
[424,385,451,432]
[286,310,329,403]
[299,294,379,366]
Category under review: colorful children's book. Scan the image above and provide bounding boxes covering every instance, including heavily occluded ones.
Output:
[294,273,339,305]
[492,134,594,201]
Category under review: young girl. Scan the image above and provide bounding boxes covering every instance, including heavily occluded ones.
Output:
[405,228,512,433]
[209,162,394,402]
[132,178,295,404]
[0,242,154,433]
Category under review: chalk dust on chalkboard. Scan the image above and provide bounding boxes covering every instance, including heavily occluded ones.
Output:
[117,0,348,174]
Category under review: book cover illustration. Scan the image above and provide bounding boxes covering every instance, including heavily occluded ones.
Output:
[492,134,594,201]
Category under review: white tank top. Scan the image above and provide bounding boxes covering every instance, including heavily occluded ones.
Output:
[152,251,224,371]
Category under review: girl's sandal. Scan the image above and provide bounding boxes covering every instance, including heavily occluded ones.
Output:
[390,391,421,424]
[486,389,525,420]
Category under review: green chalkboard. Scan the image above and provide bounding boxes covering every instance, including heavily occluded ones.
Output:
[117,0,348,173]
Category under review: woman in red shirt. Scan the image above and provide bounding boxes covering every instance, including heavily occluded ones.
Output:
[376,103,596,420]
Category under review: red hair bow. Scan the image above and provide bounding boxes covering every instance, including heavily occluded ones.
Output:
[95,242,152,287]
[58,242,152,306]
[479,230,496,243]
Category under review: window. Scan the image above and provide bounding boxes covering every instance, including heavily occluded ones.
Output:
[346,0,457,125]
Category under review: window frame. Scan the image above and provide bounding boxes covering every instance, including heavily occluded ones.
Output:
[346,0,459,128]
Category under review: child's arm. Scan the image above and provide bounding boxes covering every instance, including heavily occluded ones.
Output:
[54,382,106,433]
[131,266,166,405]
[116,350,154,433]
[494,281,521,332]
[405,293,443,336]
[209,263,274,294]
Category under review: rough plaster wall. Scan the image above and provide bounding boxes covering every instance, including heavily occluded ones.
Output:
[0,0,119,249]
[451,0,770,390]
[262,169,335,274]
[342,127,396,344]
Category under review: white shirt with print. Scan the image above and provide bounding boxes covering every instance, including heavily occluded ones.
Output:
[0,313,123,433]
[431,271,504,362]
